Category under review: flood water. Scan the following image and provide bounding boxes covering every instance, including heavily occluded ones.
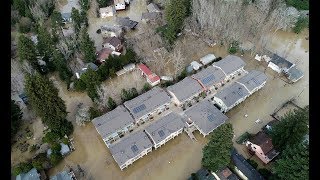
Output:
[49,28,308,180]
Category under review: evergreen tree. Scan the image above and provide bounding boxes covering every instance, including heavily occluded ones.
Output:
[37,25,54,60]
[17,35,38,69]
[52,50,73,83]
[165,0,187,32]
[71,8,81,33]
[271,108,309,151]
[202,123,234,172]
[80,29,96,62]
[107,97,117,110]
[80,0,90,11]
[11,100,23,140]
[25,73,67,130]
[273,143,309,179]
[50,11,63,27]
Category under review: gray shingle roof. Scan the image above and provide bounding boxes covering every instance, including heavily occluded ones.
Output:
[16,168,40,180]
[212,55,246,76]
[92,105,135,140]
[287,66,304,82]
[50,171,72,180]
[116,17,138,29]
[141,12,161,21]
[270,54,294,69]
[236,70,267,92]
[147,3,161,13]
[231,149,264,180]
[145,112,185,144]
[123,87,171,120]
[167,77,203,103]
[109,130,153,168]
[192,66,226,88]
[214,82,249,108]
[184,100,228,135]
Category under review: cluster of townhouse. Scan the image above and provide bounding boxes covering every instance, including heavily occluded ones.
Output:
[92,55,269,170]
[255,53,304,83]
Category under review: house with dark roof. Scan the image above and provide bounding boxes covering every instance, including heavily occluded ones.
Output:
[189,168,217,180]
[116,17,138,30]
[109,130,153,170]
[192,66,226,92]
[123,87,171,124]
[102,37,122,52]
[231,149,264,180]
[138,64,160,86]
[236,70,267,94]
[285,66,304,83]
[101,25,123,38]
[16,168,40,180]
[212,55,246,81]
[76,63,99,79]
[268,54,295,74]
[245,131,279,164]
[144,112,185,149]
[147,3,161,13]
[212,82,250,113]
[61,13,72,23]
[167,77,204,107]
[213,167,239,180]
[184,100,228,137]
[50,170,76,180]
[141,12,161,23]
[92,105,135,147]
[96,48,113,63]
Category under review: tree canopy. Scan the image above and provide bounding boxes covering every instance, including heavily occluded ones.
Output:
[25,73,73,137]
[272,143,309,179]
[202,123,234,172]
[80,29,96,63]
[270,107,309,151]
[71,8,82,33]
[11,100,23,141]
[107,97,117,110]
[12,162,33,176]
[52,50,73,84]
[17,35,38,69]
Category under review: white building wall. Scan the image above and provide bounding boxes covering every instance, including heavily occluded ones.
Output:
[115,3,126,10]
[268,62,282,73]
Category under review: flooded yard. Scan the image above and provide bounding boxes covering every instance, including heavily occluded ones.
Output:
[16,28,308,179]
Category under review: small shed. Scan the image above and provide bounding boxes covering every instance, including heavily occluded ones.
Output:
[116,69,127,76]
[123,63,135,71]
[160,76,173,81]
[200,54,216,65]
[186,65,193,73]
[190,61,203,70]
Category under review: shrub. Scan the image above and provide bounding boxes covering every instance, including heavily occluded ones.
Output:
[74,79,87,91]
[18,17,33,33]
[61,137,69,145]
[51,142,62,153]
[13,162,33,176]
[32,153,49,170]
[89,106,102,119]
[285,0,309,10]
[50,152,63,166]
[258,168,272,179]
[42,131,60,144]
[143,83,151,92]
[293,16,309,34]
[247,159,258,169]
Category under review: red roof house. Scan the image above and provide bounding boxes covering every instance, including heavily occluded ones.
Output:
[138,64,160,86]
